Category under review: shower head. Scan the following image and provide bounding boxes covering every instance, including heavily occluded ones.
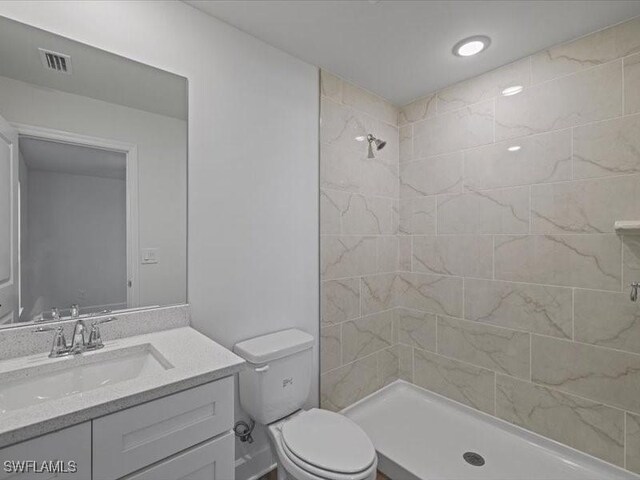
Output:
[366,134,386,158]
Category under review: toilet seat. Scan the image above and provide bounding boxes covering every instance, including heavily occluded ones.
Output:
[280,435,375,480]
[274,408,376,480]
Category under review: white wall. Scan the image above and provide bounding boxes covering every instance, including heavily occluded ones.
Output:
[25,169,126,318]
[0,74,187,309]
[0,2,320,478]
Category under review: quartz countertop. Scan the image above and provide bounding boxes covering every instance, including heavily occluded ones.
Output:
[0,327,245,448]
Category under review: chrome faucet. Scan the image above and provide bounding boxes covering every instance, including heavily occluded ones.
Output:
[35,317,116,357]
[70,319,87,353]
[35,325,69,358]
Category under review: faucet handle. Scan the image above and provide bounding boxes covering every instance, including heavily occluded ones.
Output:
[87,324,103,349]
[93,316,116,325]
[35,326,68,358]
[87,317,116,350]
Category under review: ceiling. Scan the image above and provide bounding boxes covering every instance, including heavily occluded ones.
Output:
[20,137,126,180]
[0,15,188,120]
[186,0,640,106]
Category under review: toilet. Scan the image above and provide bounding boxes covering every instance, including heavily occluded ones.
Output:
[234,329,378,480]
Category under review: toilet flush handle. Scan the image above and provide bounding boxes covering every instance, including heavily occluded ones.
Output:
[255,365,269,373]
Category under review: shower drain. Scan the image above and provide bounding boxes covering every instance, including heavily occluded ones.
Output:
[463,451,485,467]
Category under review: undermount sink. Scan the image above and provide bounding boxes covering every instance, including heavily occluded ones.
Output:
[0,344,173,414]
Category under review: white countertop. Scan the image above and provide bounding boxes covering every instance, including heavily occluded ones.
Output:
[0,327,245,448]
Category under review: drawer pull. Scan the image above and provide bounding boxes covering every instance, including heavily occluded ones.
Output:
[255,365,269,373]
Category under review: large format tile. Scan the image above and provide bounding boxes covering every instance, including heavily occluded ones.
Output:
[376,236,399,273]
[342,81,398,126]
[321,235,377,280]
[437,186,529,234]
[413,348,495,414]
[494,234,621,290]
[414,100,494,157]
[320,188,345,235]
[399,125,413,163]
[321,278,360,326]
[395,308,437,352]
[320,70,342,102]
[412,235,493,279]
[400,152,463,197]
[321,97,367,152]
[496,61,622,140]
[531,175,640,234]
[496,375,624,466]
[573,114,640,179]
[438,316,530,380]
[464,278,572,338]
[321,325,341,373]
[531,16,640,84]
[321,98,399,166]
[339,193,397,235]
[361,273,397,316]
[395,272,463,317]
[626,412,640,474]
[399,94,437,126]
[437,58,530,113]
[626,53,640,115]
[320,354,381,412]
[377,346,399,386]
[396,344,413,382]
[624,236,640,288]
[342,310,394,363]
[320,141,398,198]
[399,196,436,235]
[398,236,411,271]
[531,335,640,414]
[464,130,571,190]
[575,289,640,355]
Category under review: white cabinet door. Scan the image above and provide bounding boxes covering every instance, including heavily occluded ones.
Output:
[0,114,18,325]
[93,377,234,480]
[122,432,234,480]
[0,423,91,480]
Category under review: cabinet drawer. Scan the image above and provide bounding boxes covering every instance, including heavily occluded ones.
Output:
[93,377,233,480]
[0,423,91,480]
[123,432,234,480]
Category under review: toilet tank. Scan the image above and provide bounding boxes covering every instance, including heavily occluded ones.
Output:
[234,329,314,425]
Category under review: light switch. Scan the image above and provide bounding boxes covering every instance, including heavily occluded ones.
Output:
[141,248,159,264]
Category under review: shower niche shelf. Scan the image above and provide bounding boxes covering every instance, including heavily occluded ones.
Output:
[615,221,640,234]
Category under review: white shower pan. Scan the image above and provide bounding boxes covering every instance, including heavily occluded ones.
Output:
[342,380,637,480]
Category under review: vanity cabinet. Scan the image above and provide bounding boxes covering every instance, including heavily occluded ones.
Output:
[94,377,234,480]
[0,423,91,480]
[0,377,235,480]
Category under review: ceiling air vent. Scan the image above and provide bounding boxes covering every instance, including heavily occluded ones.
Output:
[38,48,72,74]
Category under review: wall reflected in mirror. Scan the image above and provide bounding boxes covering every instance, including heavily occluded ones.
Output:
[0,16,187,328]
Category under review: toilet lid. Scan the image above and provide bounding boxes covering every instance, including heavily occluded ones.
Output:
[281,409,375,474]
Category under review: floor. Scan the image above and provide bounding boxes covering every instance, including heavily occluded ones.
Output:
[259,468,389,479]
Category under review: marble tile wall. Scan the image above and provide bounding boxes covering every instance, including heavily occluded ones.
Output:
[319,71,400,410]
[393,17,640,473]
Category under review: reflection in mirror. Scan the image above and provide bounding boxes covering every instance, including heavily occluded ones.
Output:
[0,16,187,328]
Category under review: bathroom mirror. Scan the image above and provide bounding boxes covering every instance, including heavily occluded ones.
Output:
[0,17,188,328]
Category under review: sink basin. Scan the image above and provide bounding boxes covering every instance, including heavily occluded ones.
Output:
[0,344,172,414]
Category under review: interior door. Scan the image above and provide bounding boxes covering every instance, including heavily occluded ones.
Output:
[0,114,18,325]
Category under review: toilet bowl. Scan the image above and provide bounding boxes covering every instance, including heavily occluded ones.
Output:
[233,329,378,480]
[267,409,377,480]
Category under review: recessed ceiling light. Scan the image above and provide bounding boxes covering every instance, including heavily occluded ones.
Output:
[502,85,524,96]
[507,145,521,152]
[453,36,491,57]
[355,136,366,142]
